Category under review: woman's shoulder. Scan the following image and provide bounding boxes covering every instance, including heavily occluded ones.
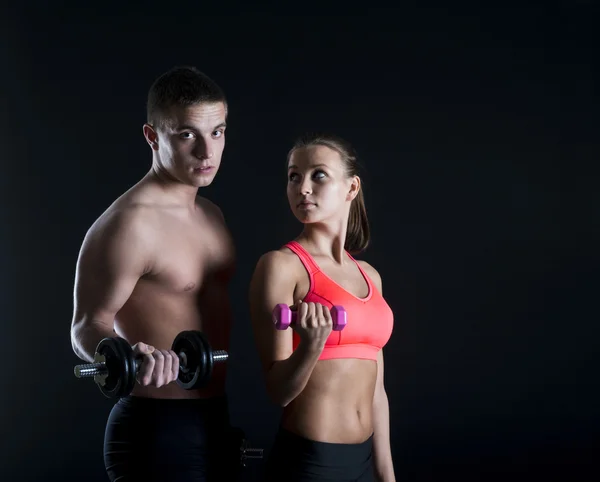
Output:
[356,259,383,292]
[255,246,300,272]
[250,247,304,295]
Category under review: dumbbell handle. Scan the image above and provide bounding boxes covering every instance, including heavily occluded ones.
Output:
[273,304,347,331]
[240,446,264,466]
[242,448,264,458]
[74,350,228,379]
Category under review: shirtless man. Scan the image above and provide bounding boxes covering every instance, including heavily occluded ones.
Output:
[70,66,236,482]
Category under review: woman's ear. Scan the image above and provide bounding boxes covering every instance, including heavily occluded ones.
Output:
[346,175,361,202]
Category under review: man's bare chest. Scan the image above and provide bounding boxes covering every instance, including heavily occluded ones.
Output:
[148,219,235,294]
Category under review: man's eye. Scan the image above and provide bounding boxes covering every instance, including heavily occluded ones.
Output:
[180,132,194,139]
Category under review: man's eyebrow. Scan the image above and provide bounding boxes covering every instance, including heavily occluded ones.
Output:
[175,122,227,131]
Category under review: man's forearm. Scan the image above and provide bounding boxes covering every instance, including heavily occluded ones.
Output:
[71,320,116,362]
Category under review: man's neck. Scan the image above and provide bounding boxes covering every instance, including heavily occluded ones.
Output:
[143,168,199,209]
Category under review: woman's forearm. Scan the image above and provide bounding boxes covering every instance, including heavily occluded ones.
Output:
[265,340,323,406]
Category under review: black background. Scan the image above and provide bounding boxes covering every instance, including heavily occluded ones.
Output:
[1,2,597,481]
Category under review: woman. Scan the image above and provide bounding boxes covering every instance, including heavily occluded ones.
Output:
[249,132,396,482]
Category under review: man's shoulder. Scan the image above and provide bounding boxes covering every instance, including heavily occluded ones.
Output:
[87,199,157,242]
[195,195,225,222]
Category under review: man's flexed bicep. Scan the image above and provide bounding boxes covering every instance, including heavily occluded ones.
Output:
[70,210,153,361]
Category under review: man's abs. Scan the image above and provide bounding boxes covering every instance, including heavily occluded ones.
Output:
[114,275,232,399]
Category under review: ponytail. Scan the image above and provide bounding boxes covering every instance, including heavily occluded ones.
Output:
[287,132,371,254]
[345,187,370,254]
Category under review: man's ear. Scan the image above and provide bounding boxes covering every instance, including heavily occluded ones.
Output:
[346,175,361,202]
[143,123,159,150]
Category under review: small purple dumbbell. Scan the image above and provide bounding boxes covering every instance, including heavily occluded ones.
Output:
[272,304,347,331]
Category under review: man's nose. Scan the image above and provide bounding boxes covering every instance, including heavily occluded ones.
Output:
[194,140,213,160]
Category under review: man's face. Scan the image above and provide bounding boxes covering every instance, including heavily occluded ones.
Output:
[147,101,227,188]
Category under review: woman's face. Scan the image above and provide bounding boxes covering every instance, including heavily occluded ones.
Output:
[287,145,357,224]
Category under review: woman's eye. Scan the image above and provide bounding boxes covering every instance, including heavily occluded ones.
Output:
[288,173,299,181]
[180,132,194,139]
[313,170,326,179]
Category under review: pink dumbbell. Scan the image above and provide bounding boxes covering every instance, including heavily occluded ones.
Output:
[272,304,347,331]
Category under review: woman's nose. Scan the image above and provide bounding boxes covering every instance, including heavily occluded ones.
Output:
[300,182,312,195]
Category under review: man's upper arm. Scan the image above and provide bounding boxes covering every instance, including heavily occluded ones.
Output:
[248,251,297,374]
[72,211,153,331]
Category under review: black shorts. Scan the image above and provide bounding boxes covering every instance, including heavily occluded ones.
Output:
[263,427,374,482]
[103,395,239,482]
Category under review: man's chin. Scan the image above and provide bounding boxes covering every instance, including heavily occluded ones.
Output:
[190,172,218,187]
[193,179,215,188]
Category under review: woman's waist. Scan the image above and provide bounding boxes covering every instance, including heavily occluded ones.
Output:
[282,388,374,443]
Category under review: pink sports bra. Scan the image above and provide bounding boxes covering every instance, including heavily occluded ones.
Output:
[285,241,394,361]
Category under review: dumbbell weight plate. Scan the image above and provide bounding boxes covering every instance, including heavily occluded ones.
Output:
[120,337,137,397]
[196,332,214,388]
[96,337,136,398]
[173,331,204,390]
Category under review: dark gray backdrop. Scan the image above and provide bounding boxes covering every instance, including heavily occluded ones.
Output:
[1,3,597,481]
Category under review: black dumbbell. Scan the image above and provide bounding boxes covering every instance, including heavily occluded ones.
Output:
[228,427,264,469]
[73,331,228,398]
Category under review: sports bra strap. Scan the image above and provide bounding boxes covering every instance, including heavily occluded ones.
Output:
[284,241,321,276]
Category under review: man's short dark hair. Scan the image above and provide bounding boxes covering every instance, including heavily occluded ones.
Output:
[147,66,227,129]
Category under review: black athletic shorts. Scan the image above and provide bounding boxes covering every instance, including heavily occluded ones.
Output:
[103,395,239,482]
[263,426,374,482]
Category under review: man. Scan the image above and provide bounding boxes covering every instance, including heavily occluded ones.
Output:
[70,66,236,481]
